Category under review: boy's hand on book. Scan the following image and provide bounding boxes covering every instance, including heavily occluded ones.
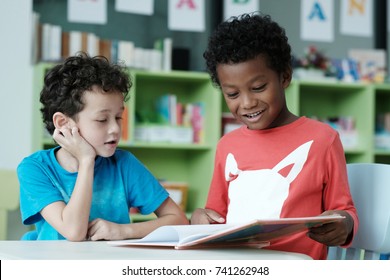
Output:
[190,208,225,224]
[306,210,354,246]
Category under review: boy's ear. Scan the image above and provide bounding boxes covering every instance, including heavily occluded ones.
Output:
[282,67,292,88]
[53,112,73,129]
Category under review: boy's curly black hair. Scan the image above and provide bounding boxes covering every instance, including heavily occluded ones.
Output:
[40,52,132,135]
[203,13,292,87]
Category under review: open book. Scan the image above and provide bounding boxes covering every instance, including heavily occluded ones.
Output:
[108,214,344,250]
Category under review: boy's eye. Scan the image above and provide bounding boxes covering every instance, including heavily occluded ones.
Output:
[226,92,238,99]
[97,119,107,123]
[253,84,266,91]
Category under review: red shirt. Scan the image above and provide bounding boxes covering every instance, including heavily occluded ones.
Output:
[206,117,358,259]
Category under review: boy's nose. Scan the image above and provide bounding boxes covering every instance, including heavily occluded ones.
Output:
[241,93,257,109]
[109,121,121,134]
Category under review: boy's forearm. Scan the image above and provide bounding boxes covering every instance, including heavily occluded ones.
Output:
[61,159,95,241]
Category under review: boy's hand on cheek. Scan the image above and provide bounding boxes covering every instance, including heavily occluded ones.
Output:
[53,127,96,161]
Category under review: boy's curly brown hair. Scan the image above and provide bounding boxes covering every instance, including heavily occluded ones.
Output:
[40,52,132,135]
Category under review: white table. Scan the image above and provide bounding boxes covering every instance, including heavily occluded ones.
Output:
[0,240,311,260]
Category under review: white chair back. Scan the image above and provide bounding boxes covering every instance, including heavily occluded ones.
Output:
[328,163,390,259]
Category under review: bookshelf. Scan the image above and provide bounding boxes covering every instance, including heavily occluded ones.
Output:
[287,81,375,164]
[33,64,221,216]
[126,70,221,213]
[373,83,390,163]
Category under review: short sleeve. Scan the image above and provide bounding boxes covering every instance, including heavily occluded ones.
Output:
[17,157,64,225]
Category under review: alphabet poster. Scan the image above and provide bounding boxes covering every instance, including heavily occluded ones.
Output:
[340,0,373,37]
[300,0,334,42]
[168,0,205,32]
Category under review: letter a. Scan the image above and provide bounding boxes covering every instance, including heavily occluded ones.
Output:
[176,0,196,9]
[308,1,326,21]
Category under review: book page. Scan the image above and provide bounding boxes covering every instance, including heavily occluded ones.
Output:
[108,224,233,247]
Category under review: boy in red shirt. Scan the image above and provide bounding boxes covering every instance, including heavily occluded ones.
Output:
[191,13,358,260]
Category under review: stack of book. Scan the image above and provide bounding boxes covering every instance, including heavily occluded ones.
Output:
[32,13,172,71]
[134,94,204,144]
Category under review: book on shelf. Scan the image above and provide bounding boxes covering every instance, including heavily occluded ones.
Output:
[108,214,344,250]
[163,38,172,71]
[117,40,135,67]
[69,31,86,57]
[86,33,100,57]
[40,23,62,62]
[121,106,129,141]
[61,31,70,59]
[31,12,41,64]
[33,14,166,68]
[191,102,204,143]
[99,39,112,61]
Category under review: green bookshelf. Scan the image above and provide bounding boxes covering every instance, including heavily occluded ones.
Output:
[373,83,390,163]
[290,80,375,163]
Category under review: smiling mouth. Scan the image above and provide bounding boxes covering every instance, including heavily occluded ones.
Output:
[244,110,263,118]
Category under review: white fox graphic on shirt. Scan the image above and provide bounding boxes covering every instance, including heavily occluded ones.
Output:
[225,140,313,224]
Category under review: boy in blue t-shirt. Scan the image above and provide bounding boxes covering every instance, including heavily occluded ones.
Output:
[18,53,188,241]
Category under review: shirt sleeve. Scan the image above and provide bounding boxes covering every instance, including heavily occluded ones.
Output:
[323,133,359,245]
[17,157,64,225]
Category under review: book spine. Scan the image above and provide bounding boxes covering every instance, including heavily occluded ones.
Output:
[118,40,135,67]
[87,33,99,57]
[163,38,172,71]
[156,94,171,124]
[192,103,204,143]
[169,94,177,125]
[69,31,82,56]
[111,39,119,63]
[41,23,51,62]
[176,102,183,126]
[61,31,70,60]
[49,24,62,61]
[121,106,129,141]
[81,32,88,53]
[99,39,112,61]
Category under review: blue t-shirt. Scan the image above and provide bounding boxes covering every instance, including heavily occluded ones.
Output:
[17,147,169,240]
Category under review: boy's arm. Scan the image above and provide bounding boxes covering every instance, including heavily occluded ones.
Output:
[87,197,189,241]
[40,156,95,241]
[40,127,96,241]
